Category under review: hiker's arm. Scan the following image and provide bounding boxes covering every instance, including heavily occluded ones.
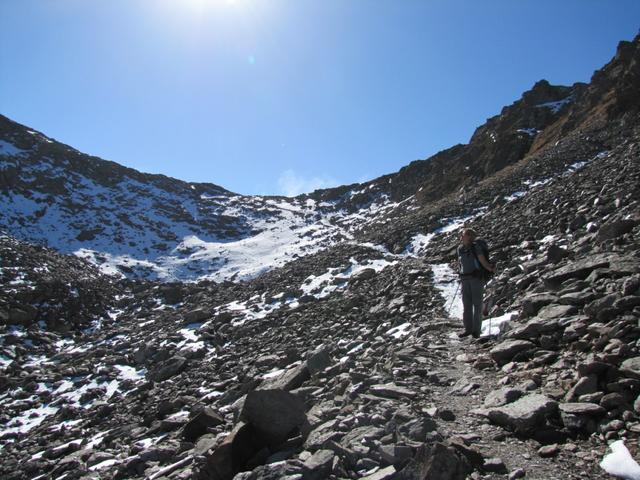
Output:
[477,254,494,272]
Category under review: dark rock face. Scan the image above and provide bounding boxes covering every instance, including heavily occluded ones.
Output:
[1,33,640,480]
[150,356,188,382]
[182,407,225,442]
[198,423,255,480]
[397,442,471,480]
[239,389,308,445]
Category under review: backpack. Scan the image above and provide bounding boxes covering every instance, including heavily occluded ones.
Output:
[471,238,494,281]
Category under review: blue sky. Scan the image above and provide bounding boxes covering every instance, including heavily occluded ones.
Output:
[1,1,639,196]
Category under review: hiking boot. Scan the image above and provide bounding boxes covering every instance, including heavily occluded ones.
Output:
[458,331,472,339]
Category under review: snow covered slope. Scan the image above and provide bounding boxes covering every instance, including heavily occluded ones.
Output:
[0,75,575,283]
[0,119,406,281]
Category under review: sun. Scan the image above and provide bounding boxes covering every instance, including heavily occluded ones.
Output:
[183,0,242,10]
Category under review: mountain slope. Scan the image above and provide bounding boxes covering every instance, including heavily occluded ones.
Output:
[0,45,601,282]
[0,34,639,480]
[359,35,640,253]
[1,107,638,480]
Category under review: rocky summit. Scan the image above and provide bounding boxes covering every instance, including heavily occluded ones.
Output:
[1,35,640,480]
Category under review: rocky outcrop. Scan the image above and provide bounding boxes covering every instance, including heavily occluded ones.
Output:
[0,235,118,332]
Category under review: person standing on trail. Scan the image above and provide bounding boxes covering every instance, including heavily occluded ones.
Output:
[457,228,495,338]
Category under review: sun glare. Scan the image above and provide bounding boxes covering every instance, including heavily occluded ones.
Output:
[183,0,242,11]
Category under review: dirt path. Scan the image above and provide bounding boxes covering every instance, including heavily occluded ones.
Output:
[413,329,612,479]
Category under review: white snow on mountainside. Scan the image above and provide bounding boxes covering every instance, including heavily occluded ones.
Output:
[0,131,601,283]
[0,138,412,282]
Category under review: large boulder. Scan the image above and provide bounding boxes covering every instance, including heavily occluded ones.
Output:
[259,364,310,391]
[596,219,638,241]
[149,356,187,382]
[620,357,640,379]
[520,293,558,318]
[485,394,558,434]
[490,340,535,365]
[239,389,308,446]
[182,407,225,442]
[542,254,617,286]
[396,442,471,480]
[306,346,332,376]
[196,423,254,480]
[558,403,605,432]
[198,391,308,479]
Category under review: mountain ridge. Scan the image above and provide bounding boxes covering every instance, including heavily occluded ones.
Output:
[0,65,595,281]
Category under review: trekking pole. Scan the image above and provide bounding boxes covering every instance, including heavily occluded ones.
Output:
[447,281,460,316]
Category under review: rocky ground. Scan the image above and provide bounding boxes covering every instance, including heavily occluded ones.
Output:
[1,124,639,479]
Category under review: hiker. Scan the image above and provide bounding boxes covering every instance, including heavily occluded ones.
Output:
[457,228,495,338]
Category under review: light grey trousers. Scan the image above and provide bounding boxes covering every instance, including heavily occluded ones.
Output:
[461,277,484,336]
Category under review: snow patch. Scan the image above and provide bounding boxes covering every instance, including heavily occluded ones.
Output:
[600,440,640,480]
[89,459,121,471]
[114,365,146,381]
[432,264,463,319]
[537,96,572,114]
[481,311,518,337]
[0,140,28,157]
[0,404,59,436]
[516,128,539,137]
[387,322,412,339]
[504,191,526,203]
[405,233,434,255]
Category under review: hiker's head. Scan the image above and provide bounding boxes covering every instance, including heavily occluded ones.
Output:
[461,228,476,246]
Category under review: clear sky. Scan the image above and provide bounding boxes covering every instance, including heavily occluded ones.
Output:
[1,1,639,196]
